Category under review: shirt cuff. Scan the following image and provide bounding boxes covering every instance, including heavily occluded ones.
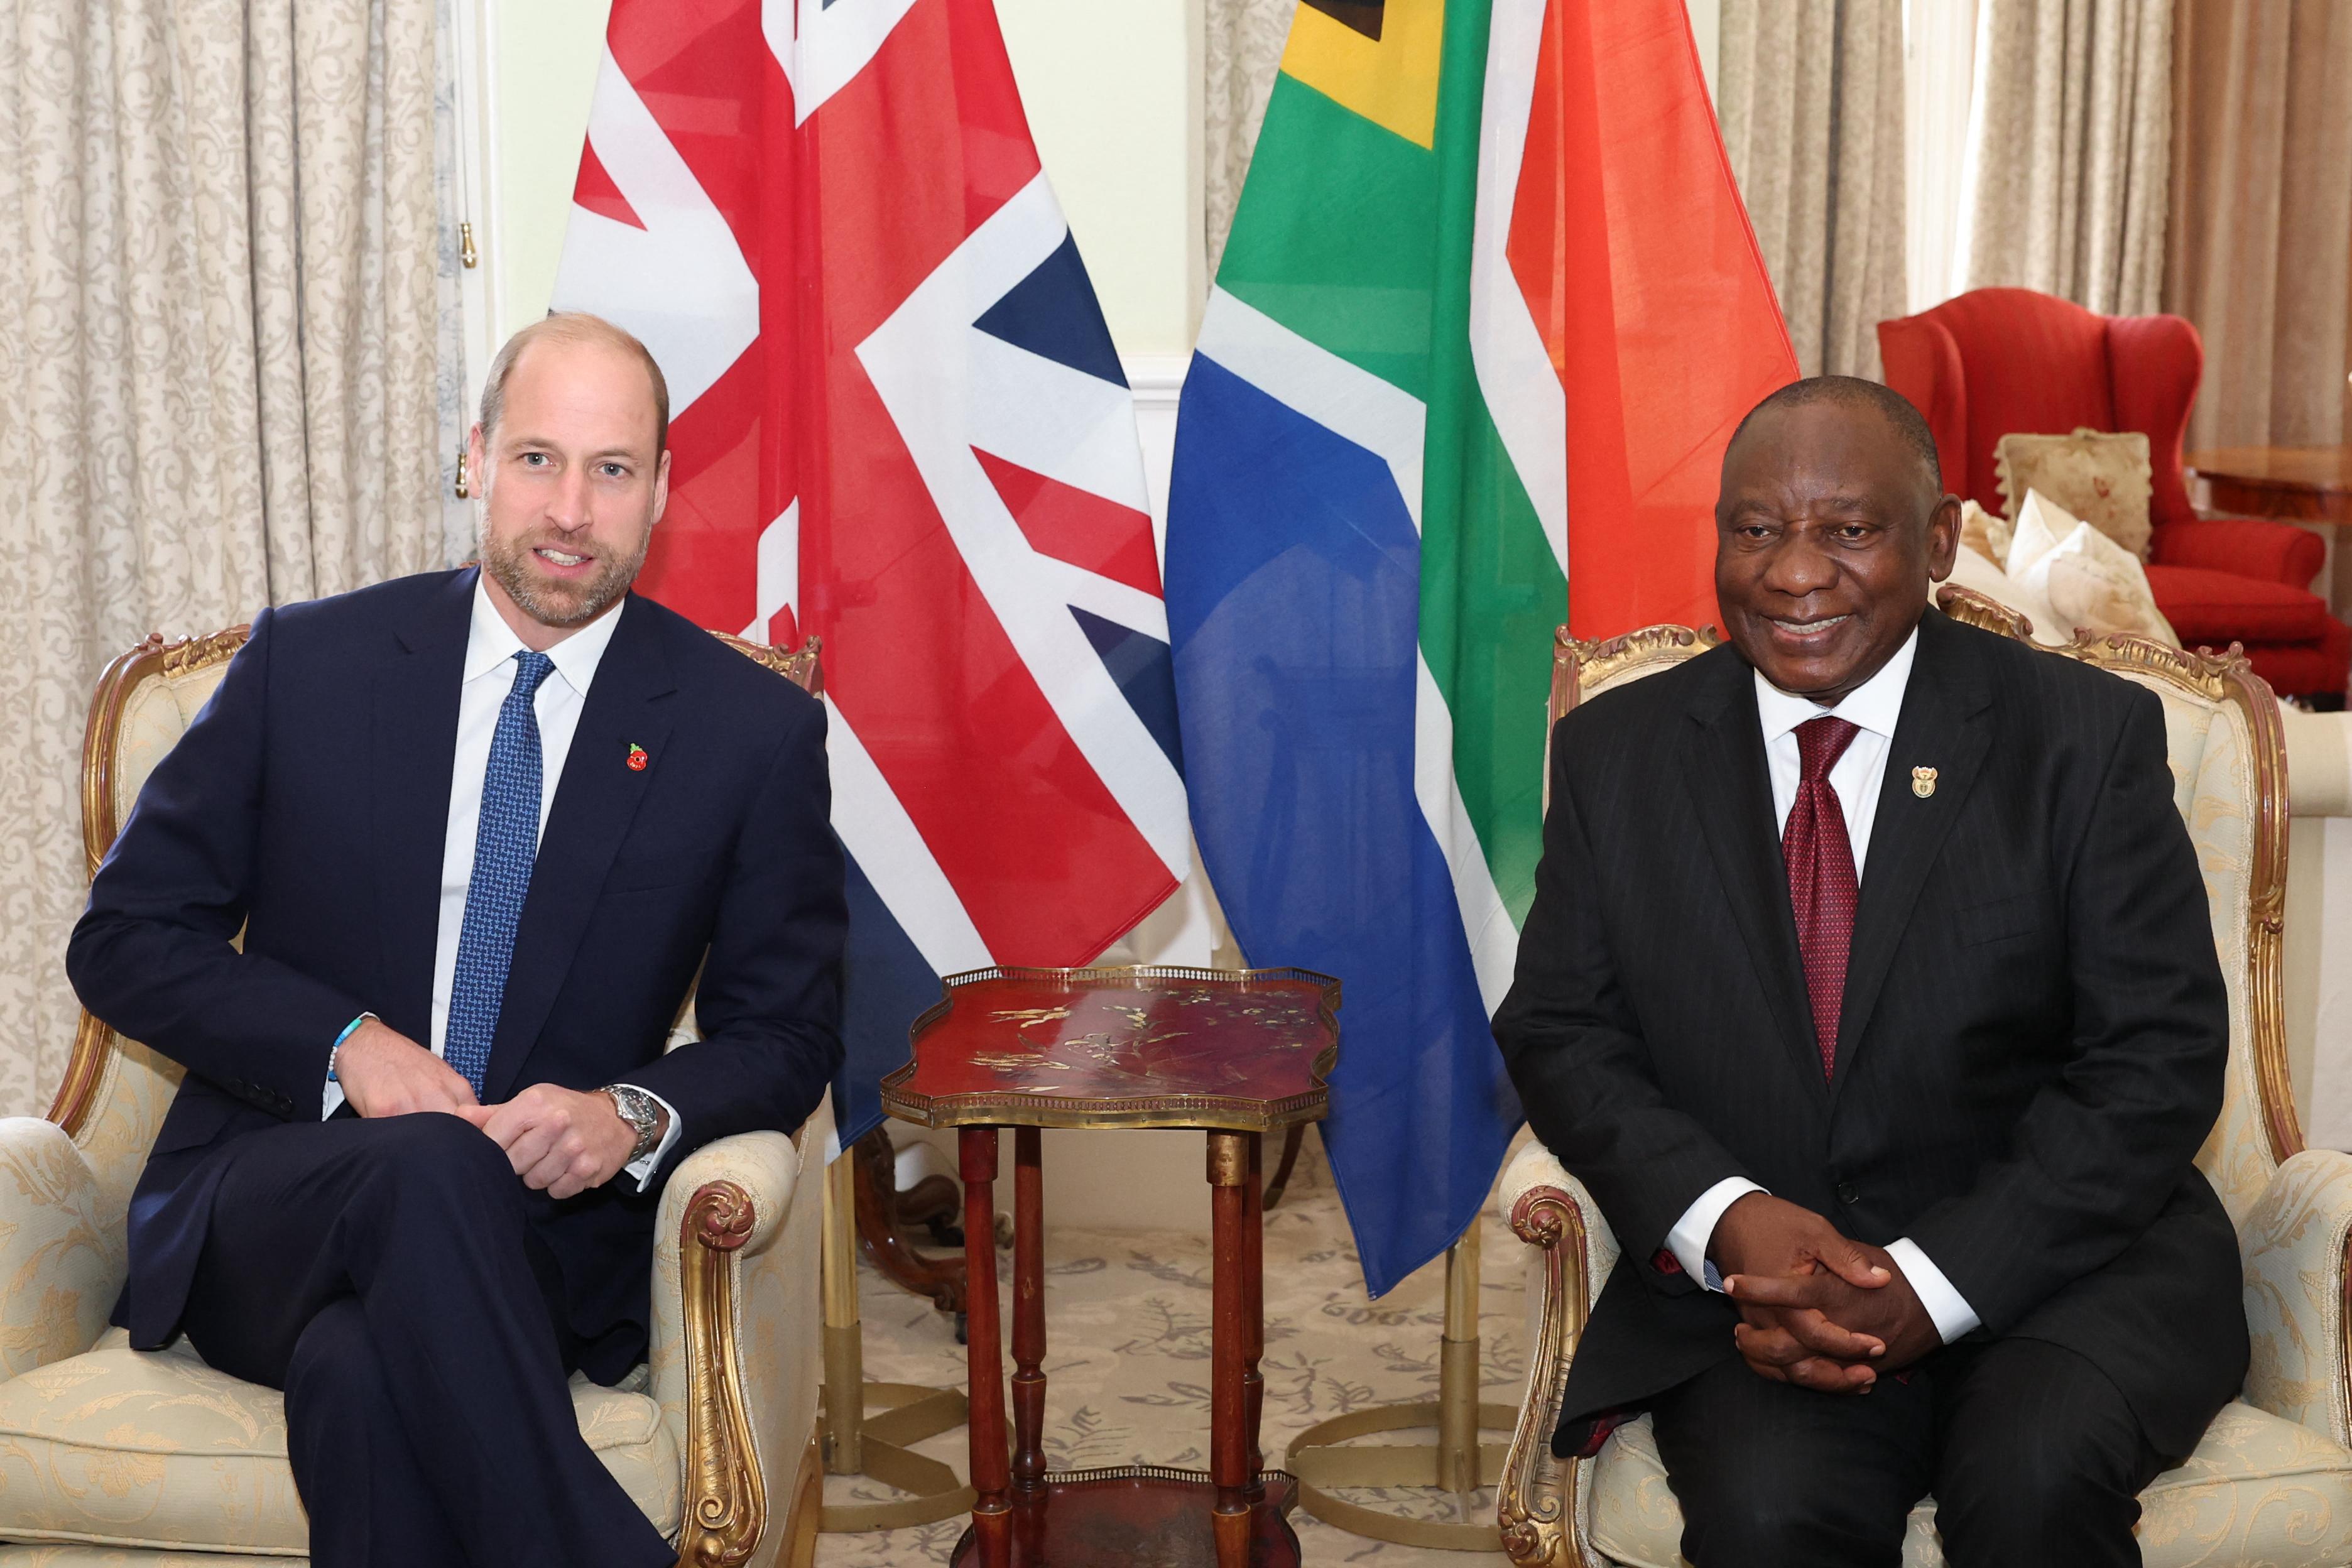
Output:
[1885,1236,1979,1342]
[1669,1177,1766,1292]
[617,1085,682,1192]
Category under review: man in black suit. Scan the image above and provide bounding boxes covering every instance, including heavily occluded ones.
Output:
[1493,378,2244,1566]
[68,312,846,1568]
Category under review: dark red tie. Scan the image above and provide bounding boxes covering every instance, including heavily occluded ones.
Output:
[1783,717,1861,1079]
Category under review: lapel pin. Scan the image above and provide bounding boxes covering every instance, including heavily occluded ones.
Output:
[1912,765,1937,798]
[627,743,650,773]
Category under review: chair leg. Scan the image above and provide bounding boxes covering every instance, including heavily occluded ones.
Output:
[852,1126,970,1320]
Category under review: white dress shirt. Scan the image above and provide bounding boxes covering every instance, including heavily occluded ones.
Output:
[322,579,681,1188]
[1665,628,1981,1343]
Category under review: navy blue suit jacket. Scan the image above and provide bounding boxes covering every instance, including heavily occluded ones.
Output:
[67,568,847,1381]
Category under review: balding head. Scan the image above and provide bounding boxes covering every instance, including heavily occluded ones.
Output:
[1725,376,1942,499]
[478,312,670,457]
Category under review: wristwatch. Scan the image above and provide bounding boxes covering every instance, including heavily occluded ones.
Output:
[601,1084,665,1165]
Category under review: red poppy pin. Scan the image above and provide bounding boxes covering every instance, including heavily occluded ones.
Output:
[626,743,649,773]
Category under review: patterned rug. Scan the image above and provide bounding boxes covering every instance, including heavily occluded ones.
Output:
[816,1132,1533,1565]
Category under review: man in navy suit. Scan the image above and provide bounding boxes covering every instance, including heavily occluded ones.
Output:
[68,313,846,1568]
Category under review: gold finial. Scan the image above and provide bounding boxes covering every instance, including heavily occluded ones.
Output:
[459,219,479,270]
[454,446,470,499]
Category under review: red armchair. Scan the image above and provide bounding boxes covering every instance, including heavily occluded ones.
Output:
[1879,287,2349,700]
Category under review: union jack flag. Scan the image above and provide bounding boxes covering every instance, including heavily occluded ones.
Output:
[552,0,1189,1145]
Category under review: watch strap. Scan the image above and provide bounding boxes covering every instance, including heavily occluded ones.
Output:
[602,1084,663,1163]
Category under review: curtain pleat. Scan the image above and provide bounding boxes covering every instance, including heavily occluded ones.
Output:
[0,0,440,1113]
[2166,0,2352,452]
[1719,0,1910,379]
[1957,0,2170,315]
[1204,0,1299,277]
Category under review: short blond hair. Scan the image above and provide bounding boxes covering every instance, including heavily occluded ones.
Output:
[477,312,670,454]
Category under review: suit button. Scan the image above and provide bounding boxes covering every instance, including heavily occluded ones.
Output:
[1836,1182,1859,1204]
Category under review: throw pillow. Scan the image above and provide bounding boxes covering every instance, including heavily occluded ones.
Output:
[1959,499,2012,567]
[2008,489,2180,647]
[1943,521,2065,646]
[1995,427,2155,560]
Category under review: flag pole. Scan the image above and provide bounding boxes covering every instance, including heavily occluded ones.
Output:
[817,1151,977,1532]
[1283,1224,1515,1549]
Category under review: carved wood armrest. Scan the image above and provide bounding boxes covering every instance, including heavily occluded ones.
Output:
[1498,1181,1594,1568]
[656,1126,814,1568]
[677,1177,768,1567]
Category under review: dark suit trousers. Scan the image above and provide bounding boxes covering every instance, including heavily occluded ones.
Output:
[1651,1337,2169,1568]
[172,1112,675,1568]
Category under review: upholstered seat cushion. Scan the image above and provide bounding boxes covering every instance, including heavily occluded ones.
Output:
[2143,565,2333,645]
[1586,1402,2352,1568]
[0,1332,678,1555]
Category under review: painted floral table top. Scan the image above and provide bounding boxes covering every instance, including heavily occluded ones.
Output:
[882,966,1340,1131]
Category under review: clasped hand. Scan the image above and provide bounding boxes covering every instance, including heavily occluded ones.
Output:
[1709,1193,1941,1393]
[332,1020,643,1200]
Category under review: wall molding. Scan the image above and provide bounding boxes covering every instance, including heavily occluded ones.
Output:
[1124,353,1192,413]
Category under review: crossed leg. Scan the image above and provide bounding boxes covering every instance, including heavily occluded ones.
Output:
[175,1112,675,1568]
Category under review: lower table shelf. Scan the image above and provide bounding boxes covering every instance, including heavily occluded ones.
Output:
[949,1467,1302,1568]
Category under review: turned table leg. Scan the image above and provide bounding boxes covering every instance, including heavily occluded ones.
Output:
[1209,1131,1251,1568]
[1243,1131,1265,1498]
[1011,1126,1047,1499]
[961,1128,1011,1567]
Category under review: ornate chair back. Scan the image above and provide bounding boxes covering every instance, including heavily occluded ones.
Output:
[50,621,824,1239]
[1504,587,2299,1565]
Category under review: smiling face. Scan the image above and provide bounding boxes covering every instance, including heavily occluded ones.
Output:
[1714,396,1962,706]
[467,334,671,649]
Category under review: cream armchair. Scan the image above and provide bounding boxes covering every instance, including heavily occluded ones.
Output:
[0,626,830,1567]
[1497,590,2352,1568]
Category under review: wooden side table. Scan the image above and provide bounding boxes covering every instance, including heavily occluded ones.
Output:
[881,965,1341,1568]
[2187,445,2352,611]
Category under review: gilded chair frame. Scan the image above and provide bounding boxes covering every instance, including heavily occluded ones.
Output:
[47,621,827,1568]
[1496,586,2302,1568]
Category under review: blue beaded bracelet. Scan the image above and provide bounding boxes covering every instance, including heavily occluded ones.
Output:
[326,1013,373,1083]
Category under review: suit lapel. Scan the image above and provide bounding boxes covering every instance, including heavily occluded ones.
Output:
[484,596,677,1102]
[1679,656,1829,1103]
[370,570,476,1042]
[1829,610,1993,1096]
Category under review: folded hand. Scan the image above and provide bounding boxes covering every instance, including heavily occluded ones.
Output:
[1707,1193,1932,1393]
[1726,1246,1940,1390]
[334,1020,479,1119]
[457,1085,644,1200]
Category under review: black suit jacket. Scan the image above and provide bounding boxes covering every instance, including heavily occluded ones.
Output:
[68,568,847,1382]
[1493,607,2245,1460]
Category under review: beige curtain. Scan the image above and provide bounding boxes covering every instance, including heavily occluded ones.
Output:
[1205,0,1300,276]
[2166,0,2352,454]
[1956,0,2170,314]
[1718,0,1909,379]
[0,0,442,1114]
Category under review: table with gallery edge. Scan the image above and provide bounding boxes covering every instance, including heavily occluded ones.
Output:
[880,965,1341,1568]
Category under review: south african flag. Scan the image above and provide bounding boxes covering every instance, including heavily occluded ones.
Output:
[1166,0,1795,1294]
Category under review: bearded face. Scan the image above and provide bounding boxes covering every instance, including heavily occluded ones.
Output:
[478,513,652,629]
[467,334,670,641]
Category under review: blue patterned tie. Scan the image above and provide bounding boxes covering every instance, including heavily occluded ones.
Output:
[444,650,557,1095]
